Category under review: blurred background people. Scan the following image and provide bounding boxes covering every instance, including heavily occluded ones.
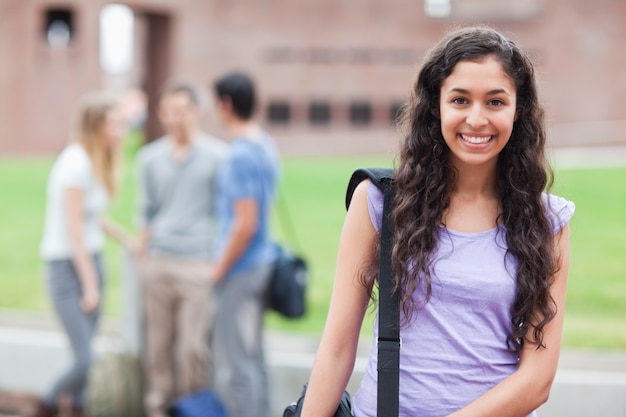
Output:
[210,72,280,417]
[136,83,227,417]
[35,92,136,417]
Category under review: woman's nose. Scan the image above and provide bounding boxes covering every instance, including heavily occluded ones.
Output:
[466,104,488,128]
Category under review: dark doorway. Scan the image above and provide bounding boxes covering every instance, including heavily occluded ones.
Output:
[137,12,172,142]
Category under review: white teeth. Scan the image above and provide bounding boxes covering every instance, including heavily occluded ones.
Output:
[461,134,492,144]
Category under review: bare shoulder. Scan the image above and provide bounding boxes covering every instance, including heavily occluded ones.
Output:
[349,179,371,210]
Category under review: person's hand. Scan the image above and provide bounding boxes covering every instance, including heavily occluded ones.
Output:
[80,287,100,314]
[136,230,154,262]
[208,264,224,284]
[124,236,141,257]
[134,238,149,263]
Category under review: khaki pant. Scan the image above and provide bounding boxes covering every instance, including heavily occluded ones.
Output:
[139,254,213,417]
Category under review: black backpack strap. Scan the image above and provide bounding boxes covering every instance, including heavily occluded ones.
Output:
[345,167,399,417]
[345,168,394,211]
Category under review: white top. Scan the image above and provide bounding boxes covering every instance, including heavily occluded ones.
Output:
[40,144,110,260]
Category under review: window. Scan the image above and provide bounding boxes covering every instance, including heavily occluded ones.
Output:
[307,48,335,65]
[348,48,372,65]
[349,101,371,125]
[265,47,293,64]
[309,101,331,125]
[427,0,542,21]
[44,8,73,47]
[267,101,290,124]
[424,0,451,18]
[100,4,134,75]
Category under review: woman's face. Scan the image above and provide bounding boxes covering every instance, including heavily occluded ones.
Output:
[100,107,127,150]
[439,56,517,170]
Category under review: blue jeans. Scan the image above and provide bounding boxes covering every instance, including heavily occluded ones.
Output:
[213,263,272,417]
[45,254,104,407]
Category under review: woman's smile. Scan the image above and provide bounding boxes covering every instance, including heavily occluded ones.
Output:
[458,133,494,145]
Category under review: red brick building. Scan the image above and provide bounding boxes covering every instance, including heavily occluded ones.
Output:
[0,0,624,155]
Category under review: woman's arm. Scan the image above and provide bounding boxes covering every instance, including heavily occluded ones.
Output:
[300,181,377,417]
[212,198,258,282]
[100,216,138,253]
[448,224,571,417]
[65,187,101,314]
[136,150,156,259]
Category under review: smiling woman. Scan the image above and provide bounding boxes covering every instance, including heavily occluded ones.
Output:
[298,26,575,417]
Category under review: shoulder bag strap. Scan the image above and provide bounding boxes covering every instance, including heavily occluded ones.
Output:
[252,140,302,253]
[377,178,400,417]
[345,168,399,417]
[275,187,302,253]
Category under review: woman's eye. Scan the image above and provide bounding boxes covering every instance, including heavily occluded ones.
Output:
[489,99,505,106]
[452,97,467,105]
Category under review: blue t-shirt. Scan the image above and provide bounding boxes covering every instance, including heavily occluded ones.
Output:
[215,135,280,277]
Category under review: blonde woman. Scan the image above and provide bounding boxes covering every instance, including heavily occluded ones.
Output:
[35,92,136,417]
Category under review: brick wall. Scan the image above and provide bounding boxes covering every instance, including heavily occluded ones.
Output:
[0,0,624,155]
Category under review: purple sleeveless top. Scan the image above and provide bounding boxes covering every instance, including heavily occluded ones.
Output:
[352,183,575,417]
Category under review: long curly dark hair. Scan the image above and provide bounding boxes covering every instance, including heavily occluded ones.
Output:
[371,26,558,351]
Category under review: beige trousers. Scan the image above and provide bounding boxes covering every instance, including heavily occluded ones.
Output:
[139,254,213,417]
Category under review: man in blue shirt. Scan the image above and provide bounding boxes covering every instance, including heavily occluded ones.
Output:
[210,72,280,417]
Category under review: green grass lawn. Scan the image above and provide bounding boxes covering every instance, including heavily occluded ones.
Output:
[1,149,625,349]
[551,169,626,349]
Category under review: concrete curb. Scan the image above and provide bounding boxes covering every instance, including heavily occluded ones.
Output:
[1,323,626,417]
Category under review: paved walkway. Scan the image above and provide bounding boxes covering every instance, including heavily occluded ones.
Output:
[2,310,626,416]
[549,144,626,169]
